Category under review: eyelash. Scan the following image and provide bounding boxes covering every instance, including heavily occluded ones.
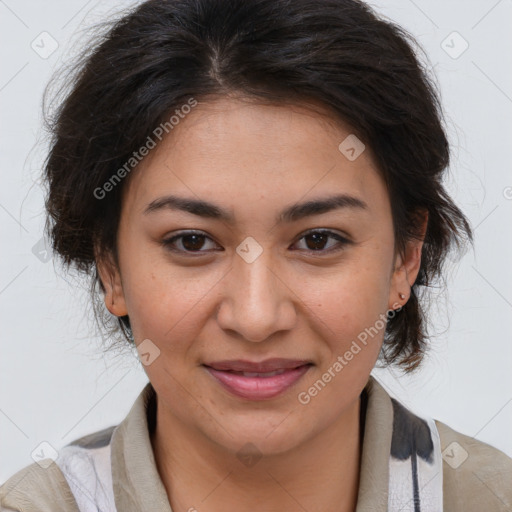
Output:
[161,229,353,256]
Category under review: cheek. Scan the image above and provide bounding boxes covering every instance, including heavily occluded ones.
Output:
[295,262,390,414]
[120,253,223,346]
[307,252,392,332]
[298,247,393,379]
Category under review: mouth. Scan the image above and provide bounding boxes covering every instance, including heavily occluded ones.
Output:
[202,359,313,400]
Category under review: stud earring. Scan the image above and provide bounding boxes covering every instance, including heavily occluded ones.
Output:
[399,292,406,300]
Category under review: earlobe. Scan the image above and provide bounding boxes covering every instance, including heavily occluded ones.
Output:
[388,211,428,309]
[388,259,410,310]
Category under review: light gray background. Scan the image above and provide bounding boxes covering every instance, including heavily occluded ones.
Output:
[1,0,511,482]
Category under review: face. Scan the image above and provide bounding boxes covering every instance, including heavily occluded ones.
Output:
[98,96,423,457]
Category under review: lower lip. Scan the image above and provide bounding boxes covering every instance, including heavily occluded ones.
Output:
[203,364,312,400]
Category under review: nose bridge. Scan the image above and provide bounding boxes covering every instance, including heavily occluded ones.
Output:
[240,252,277,308]
[217,247,295,342]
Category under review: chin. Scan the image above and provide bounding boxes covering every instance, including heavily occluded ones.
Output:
[210,416,312,459]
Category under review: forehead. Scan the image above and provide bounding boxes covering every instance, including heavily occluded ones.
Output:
[121,96,387,218]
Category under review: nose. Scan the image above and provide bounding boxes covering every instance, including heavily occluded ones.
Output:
[215,252,297,343]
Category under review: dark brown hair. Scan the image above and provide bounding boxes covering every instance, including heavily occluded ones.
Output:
[42,0,472,371]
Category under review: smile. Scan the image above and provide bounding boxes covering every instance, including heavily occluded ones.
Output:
[203,363,313,400]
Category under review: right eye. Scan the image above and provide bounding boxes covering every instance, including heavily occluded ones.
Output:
[161,231,222,255]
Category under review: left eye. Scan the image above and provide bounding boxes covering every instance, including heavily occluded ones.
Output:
[291,230,352,253]
[161,230,351,255]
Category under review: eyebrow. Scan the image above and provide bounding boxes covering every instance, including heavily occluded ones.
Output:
[143,193,368,224]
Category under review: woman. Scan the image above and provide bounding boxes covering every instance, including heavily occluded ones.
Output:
[1,0,511,511]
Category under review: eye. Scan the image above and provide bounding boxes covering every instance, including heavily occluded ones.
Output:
[291,229,352,253]
[161,229,352,256]
[161,231,221,254]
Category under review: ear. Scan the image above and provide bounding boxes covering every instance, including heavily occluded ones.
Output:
[388,210,428,309]
[95,245,128,318]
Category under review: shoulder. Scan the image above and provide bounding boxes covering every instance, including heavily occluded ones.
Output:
[435,419,512,511]
[1,425,117,512]
[0,460,80,512]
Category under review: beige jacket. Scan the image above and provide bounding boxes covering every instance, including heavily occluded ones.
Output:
[1,376,511,511]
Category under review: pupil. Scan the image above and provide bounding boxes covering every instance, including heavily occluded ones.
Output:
[183,234,204,251]
[307,233,326,250]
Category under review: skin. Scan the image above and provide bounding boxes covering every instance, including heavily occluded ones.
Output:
[97,95,426,512]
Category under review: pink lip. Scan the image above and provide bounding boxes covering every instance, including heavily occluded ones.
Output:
[204,358,312,373]
[203,363,312,400]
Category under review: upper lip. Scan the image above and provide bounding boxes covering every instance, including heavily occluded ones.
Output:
[203,358,312,372]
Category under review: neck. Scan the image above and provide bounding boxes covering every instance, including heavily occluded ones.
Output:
[151,395,364,512]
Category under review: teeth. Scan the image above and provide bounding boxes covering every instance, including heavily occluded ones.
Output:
[237,369,287,377]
